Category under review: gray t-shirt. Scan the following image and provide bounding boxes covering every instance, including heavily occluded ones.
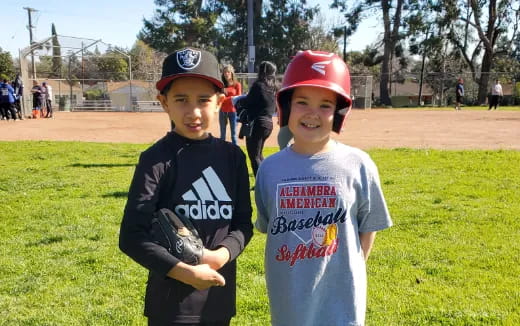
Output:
[255,143,392,326]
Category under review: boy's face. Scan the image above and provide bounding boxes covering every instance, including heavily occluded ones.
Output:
[157,77,224,140]
[288,86,337,153]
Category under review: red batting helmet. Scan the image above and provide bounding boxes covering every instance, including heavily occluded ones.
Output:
[277,50,352,133]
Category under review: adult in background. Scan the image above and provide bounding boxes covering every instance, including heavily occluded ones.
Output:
[488,79,503,111]
[455,77,464,110]
[42,81,54,118]
[12,74,24,120]
[219,64,241,145]
[244,61,278,180]
[31,80,44,118]
[0,79,18,121]
[40,82,48,117]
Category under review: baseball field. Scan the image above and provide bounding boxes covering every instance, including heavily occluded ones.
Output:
[1,108,519,325]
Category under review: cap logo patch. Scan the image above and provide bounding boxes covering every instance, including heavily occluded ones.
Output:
[311,61,331,75]
[177,49,201,70]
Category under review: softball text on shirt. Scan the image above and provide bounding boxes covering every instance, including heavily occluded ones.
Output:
[271,181,346,266]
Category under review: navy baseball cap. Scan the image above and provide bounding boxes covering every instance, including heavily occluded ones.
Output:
[156,47,224,92]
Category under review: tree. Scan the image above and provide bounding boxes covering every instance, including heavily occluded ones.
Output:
[51,23,62,78]
[217,0,249,72]
[129,40,166,81]
[302,13,339,55]
[346,49,381,76]
[259,0,320,71]
[0,48,15,80]
[139,1,338,73]
[445,0,520,104]
[331,0,409,106]
[407,1,459,106]
[138,0,225,53]
[35,55,54,78]
[94,53,129,81]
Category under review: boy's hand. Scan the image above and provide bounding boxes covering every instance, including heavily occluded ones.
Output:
[168,262,226,290]
[201,247,230,270]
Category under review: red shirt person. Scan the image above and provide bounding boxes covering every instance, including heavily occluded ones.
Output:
[219,64,242,145]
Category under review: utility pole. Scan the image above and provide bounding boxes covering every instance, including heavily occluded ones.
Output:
[247,0,255,76]
[24,7,38,79]
[343,26,347,62]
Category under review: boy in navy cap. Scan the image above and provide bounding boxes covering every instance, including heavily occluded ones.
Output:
[119,48,253,326]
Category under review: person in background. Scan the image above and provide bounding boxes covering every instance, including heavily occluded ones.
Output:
[244,61,278,180]
[12,74,24,120]
[0,79,18,121]
[455,77,464,110]
[43,81,54,118]
[488,79,503,111]
[219,64,241,145]
[31,80,44,119]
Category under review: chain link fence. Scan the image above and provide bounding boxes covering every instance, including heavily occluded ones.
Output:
[19,37,518,113]
[376,72,519,107]
[19,35,134,115]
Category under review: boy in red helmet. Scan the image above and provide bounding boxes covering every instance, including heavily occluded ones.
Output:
[254,50,393,326]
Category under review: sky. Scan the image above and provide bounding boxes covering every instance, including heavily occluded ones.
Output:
[1,0,380,59]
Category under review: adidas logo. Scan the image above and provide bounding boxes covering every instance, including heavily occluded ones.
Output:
[174,167,233,220]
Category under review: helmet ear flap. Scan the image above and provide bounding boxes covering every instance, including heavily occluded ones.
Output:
[333,95,350,133]
[333,111,345,133]
[277,89,293,127]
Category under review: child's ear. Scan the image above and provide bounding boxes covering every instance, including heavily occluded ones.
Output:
[157,93,169,113]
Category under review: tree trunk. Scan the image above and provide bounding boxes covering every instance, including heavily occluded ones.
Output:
[478,50,493,104]
[379,0,392,106]
[380,41,392,106]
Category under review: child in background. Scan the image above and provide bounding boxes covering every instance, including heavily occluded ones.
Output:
[255,50,393,326]
[119,47,253,326]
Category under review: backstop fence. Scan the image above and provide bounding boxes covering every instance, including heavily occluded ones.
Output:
[18,37,518,113]
[19,35,135,115]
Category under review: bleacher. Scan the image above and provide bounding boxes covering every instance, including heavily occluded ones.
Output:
[72,100,121,111]
[135,100,163,112]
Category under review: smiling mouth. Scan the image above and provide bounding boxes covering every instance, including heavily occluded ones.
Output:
[301,122,319,128]
[186,122,202,128]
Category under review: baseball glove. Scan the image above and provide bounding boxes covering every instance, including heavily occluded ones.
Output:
[151,208,203,265]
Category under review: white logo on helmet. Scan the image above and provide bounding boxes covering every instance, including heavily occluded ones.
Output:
[311,61,331,75]
[177,49,201,70]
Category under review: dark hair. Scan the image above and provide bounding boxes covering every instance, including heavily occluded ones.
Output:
[257,61,277,91]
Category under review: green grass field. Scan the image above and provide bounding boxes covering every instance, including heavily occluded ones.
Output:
[1,141,519,325]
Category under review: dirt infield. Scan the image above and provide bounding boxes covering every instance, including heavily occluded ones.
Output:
[1,110,519,150]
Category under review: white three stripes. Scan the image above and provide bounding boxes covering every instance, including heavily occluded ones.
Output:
[182,167,231,201]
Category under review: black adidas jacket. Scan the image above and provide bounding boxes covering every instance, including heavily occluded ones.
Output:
[119,131,253,323]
